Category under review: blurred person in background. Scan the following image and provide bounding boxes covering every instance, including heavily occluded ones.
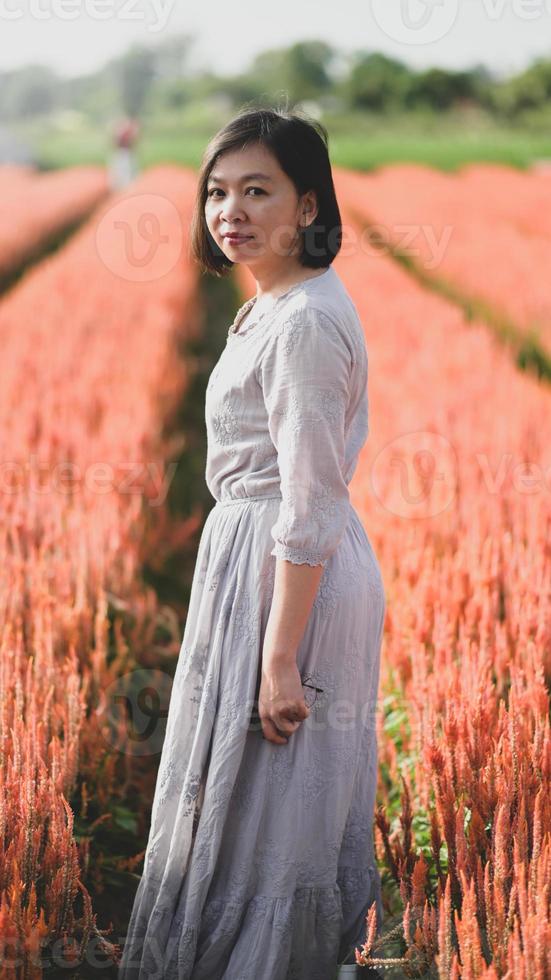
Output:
[109,116,140,191]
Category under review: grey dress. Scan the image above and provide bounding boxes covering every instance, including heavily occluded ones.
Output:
[118,265,386,980]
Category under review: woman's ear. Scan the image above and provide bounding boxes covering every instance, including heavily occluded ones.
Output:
[300,190,319,227]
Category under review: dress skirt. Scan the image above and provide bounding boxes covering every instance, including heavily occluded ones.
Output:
[118,492,386,980]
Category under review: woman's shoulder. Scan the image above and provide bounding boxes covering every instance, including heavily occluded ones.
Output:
[278,267,367,367]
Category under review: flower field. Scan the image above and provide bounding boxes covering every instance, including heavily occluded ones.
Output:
[0,164,202,975]
[0,164,108,284]
[336,173,550,974]
[335,163,551,372]
[0,161,549,977]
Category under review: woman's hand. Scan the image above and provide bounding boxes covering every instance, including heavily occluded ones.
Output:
[258,659,310,745]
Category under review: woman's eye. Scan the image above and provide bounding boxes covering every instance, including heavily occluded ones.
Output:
[207,187,264,198]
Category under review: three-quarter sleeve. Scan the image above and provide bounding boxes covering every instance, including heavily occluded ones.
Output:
[259,308,352,568]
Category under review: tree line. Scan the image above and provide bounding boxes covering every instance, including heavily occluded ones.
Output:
[1,35,550,122]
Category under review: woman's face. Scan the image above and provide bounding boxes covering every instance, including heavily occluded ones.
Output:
[204,142,318,273]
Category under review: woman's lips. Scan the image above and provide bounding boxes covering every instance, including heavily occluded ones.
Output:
[224,234,254,247]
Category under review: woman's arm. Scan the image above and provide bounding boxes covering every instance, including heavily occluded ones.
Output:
[257,308,353,744]
[258,561,323,746]
[264,559,324,666]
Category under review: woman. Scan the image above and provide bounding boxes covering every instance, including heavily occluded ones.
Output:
[119,107,386,979]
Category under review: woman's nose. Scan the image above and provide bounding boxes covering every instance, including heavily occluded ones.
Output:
[220,197,247,222]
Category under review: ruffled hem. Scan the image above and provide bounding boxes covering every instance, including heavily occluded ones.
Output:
[337,863,384,966]
[270,542,329,568]
[119,866,383,980]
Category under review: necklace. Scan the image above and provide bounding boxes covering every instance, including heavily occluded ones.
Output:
[227,267,333,339]
[227,295,271,337]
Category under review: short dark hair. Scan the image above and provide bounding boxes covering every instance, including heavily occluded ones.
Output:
[189,106,342,276]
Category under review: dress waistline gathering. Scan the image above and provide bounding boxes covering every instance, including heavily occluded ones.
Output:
[214,495,357,511]
[215,494,283,507]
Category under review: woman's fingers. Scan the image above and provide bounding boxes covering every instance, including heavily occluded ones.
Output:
[261,701,311,743]
[279,701,310,727]
[275,718,301,735]
[261,717,288,744]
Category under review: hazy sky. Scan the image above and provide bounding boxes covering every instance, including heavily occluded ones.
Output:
[1,0,550,78]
